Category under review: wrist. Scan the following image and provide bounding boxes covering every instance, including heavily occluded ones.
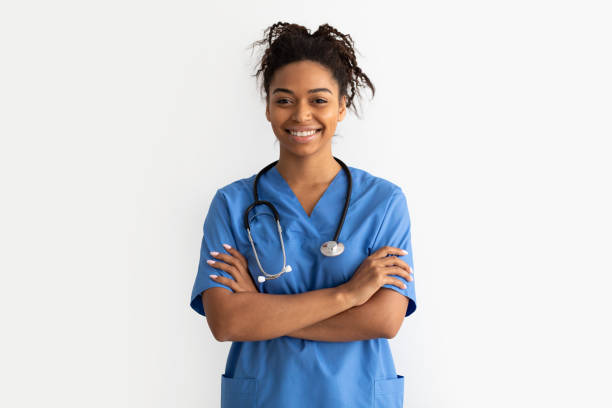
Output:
[336,284,355,309]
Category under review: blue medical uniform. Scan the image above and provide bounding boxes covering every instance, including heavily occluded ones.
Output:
[190,165,417,408]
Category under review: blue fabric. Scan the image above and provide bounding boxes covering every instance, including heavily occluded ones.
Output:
[190,165,417,407]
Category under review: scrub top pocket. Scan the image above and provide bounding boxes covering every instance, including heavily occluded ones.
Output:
[374,374,404,408]
[221,374,257,408]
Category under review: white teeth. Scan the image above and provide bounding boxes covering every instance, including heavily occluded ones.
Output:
[289,129,319,137]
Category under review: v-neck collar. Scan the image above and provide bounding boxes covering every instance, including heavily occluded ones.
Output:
[269,164,344,221]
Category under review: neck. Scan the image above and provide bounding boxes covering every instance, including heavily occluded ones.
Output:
[275,149,341,187]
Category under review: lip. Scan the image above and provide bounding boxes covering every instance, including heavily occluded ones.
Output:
[285,126,322,132]
[287,128,321,143]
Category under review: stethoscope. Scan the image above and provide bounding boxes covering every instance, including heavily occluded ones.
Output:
[243,156,352,283]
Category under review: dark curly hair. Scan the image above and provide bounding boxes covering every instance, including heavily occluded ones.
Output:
[247,22,375,120]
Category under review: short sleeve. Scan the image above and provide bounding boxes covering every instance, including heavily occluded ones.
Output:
[189,190,238,317]
[368,189,417,317]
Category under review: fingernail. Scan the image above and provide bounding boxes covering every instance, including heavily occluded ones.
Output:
[222,243,232,250]
[401,249,408,255]
[209,274,217,279]
[206,259,215,265]
[210,251,219,256]
[402,283,407,289]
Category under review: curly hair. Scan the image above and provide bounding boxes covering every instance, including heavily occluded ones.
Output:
[247,22,375,119]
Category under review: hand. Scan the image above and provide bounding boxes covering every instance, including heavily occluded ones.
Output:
[207,244,258,293]
[339,246,413,307]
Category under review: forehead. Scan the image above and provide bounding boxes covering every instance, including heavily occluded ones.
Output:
[270,60,337,93]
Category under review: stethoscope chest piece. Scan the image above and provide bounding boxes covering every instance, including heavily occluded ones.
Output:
[320,241,344,257]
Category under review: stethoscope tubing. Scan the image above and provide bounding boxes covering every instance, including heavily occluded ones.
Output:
[243,156,352,281]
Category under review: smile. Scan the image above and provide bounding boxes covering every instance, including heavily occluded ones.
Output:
[285,128,322,143]
[285,128,322,136]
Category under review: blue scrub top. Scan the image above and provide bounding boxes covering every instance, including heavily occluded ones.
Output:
[190,165,417,408]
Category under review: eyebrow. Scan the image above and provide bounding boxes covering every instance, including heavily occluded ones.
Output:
[271,87,333,95]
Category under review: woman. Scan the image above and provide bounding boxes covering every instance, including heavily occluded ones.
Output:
[190,22,417,408]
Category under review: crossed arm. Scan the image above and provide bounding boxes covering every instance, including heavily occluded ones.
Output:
[285,288,408,342]
[202,286,408,342]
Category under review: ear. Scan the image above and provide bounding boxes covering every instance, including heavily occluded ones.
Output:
[338,95,347,122]
[265,101,271,122]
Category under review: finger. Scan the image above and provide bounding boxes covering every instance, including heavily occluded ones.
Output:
[209,274,239,291]
[210,252,244,272]
[384,276,409,290]
[210,252,252,285]
[206,259,240,281]
[371,246,409,259]
[382,266,414,282]
[380,256,413,274]
[222,243,248,269]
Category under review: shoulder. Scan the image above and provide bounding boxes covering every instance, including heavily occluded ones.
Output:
[347,165,404,207]
[214,173,257,202]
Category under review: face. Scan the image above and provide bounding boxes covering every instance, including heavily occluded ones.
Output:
[265,60,347,158]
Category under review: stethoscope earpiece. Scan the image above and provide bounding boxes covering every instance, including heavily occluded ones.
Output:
[258,264,292,283]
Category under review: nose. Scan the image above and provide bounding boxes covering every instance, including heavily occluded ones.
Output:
[291,100,312,122]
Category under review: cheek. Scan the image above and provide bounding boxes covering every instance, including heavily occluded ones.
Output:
[269,122,286,138]
[270,121,290,137]
[320,111,339,126]
[269,107,289,121]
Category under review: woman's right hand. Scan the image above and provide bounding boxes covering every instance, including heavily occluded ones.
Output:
[340,246,414,307]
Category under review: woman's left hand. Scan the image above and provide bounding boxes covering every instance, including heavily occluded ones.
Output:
[207,244,258,293]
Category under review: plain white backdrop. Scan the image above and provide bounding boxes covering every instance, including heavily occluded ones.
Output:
[1,1,611,407]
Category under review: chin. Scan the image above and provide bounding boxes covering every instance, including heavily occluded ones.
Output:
[285,143,330,159]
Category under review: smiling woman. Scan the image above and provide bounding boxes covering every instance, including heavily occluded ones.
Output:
[190,22,417,408]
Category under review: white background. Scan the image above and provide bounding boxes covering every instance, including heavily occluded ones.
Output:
[1,1,611,407]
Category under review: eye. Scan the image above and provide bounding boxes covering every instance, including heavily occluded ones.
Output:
[275,98,327,105]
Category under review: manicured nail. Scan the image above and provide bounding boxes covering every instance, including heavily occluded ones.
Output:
[210,251,219,256]
[401,249,408,255]
[206,259,215,265]
[402,283,407,289]
[222,243,232,250]
[209,274,217,279]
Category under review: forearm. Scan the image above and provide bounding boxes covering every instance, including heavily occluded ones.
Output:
[285,295,388,342]
[222,286,353,342]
